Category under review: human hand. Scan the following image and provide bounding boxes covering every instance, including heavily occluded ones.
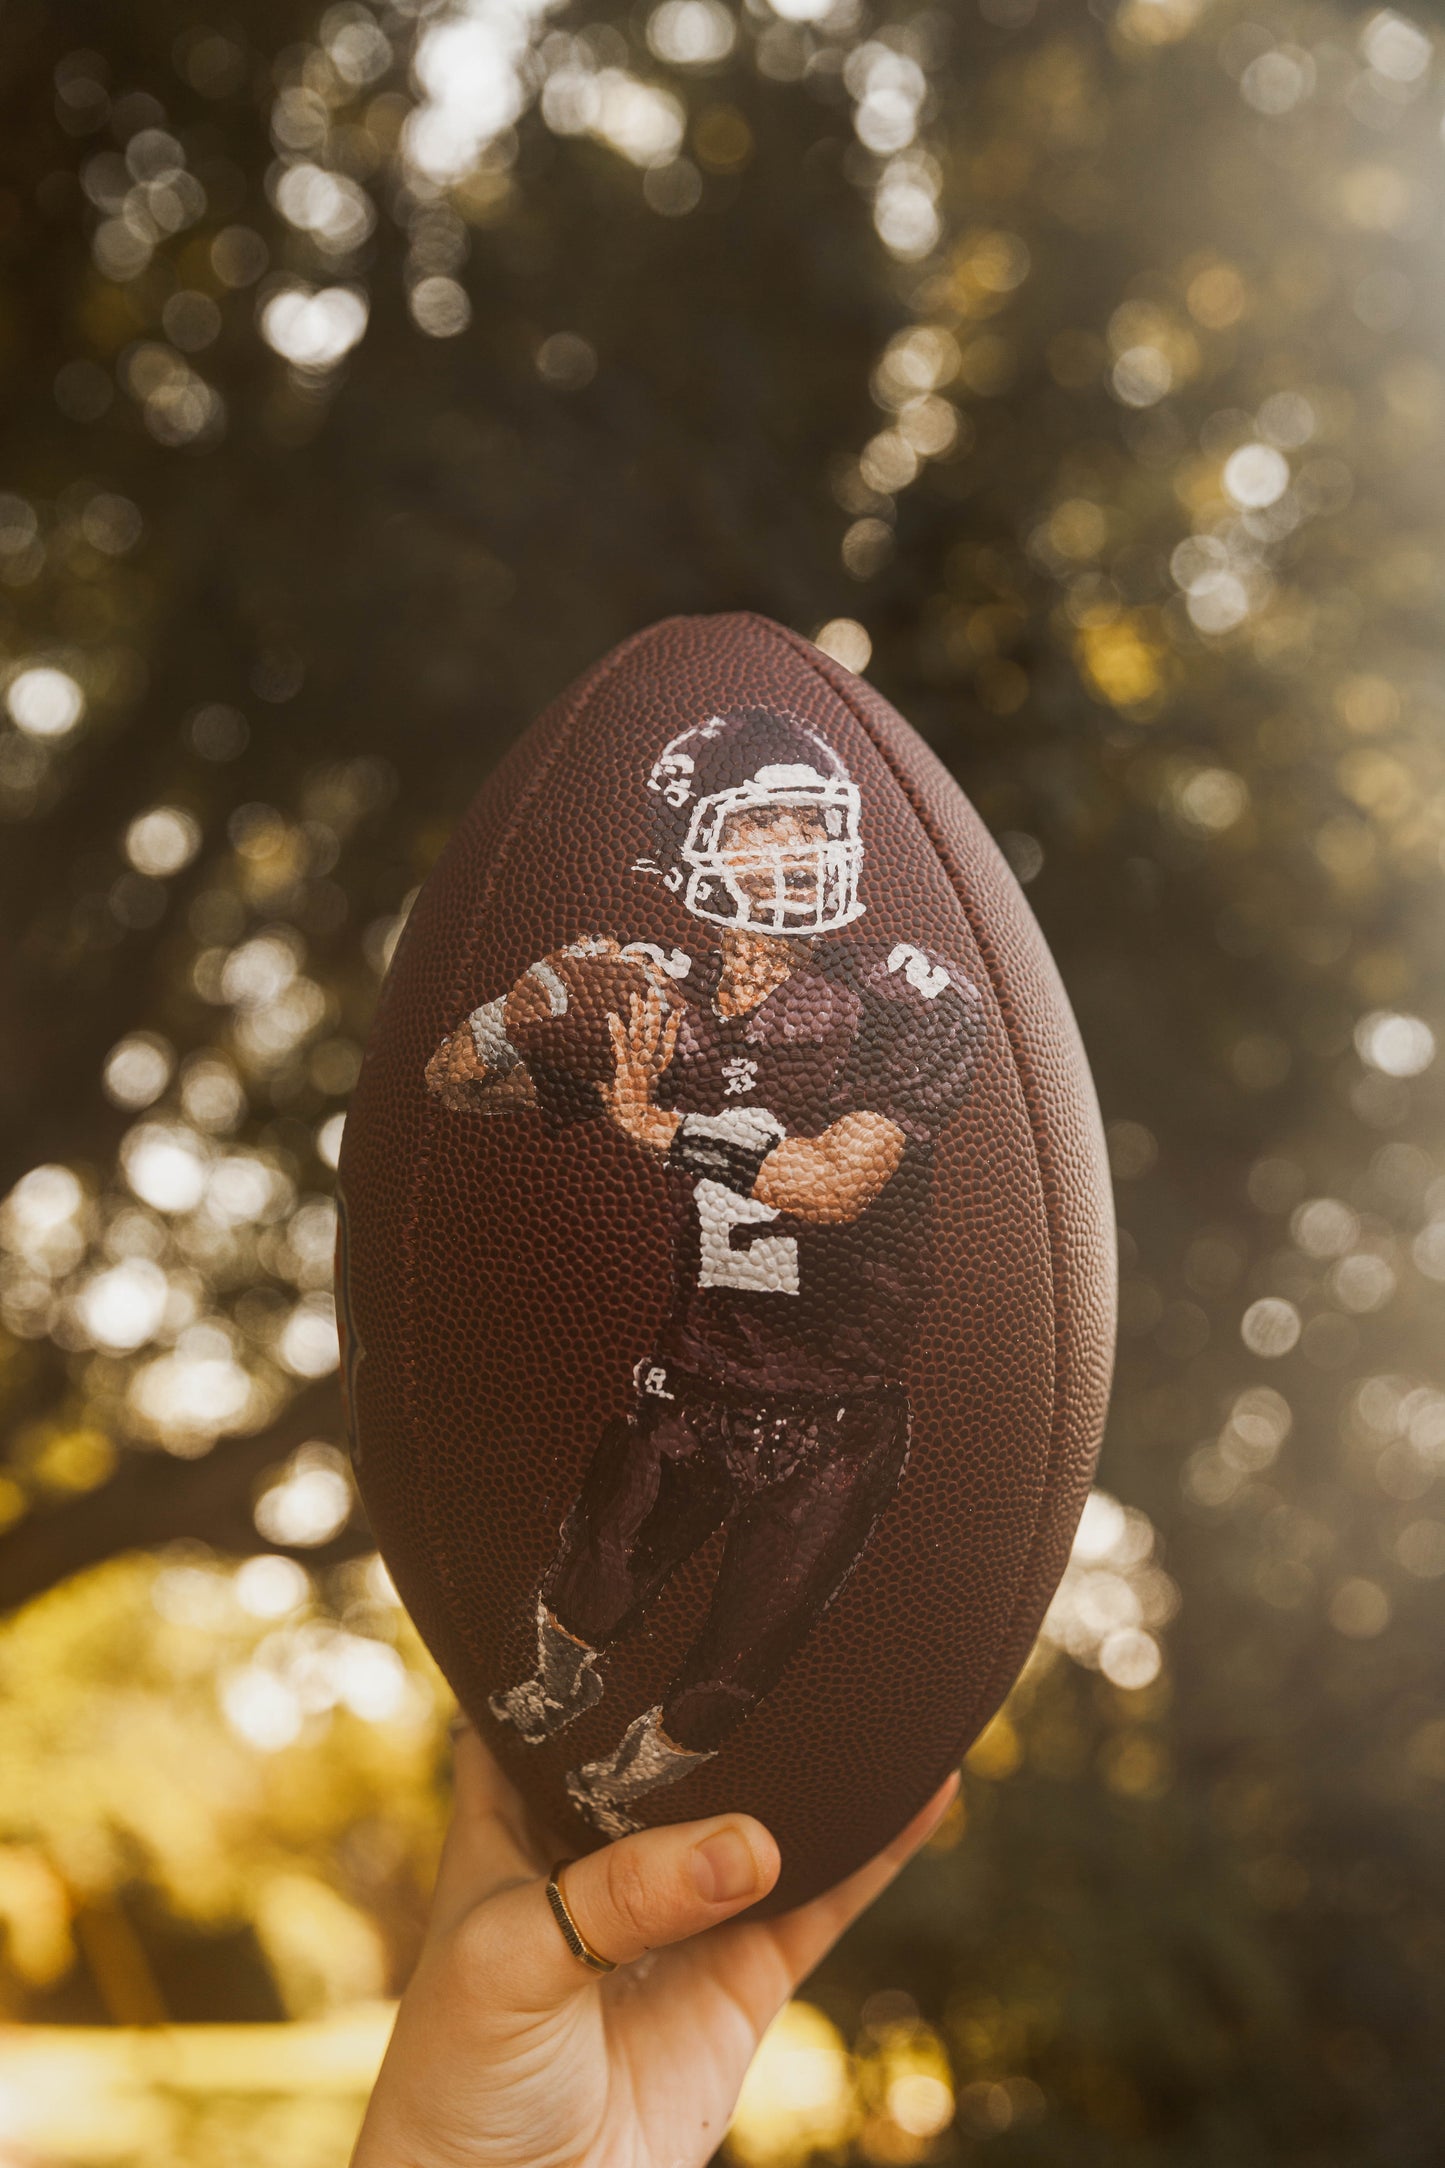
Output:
[350,1722,958,2168]
[603,985,682,1154]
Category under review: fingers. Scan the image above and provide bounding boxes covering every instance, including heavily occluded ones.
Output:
[426,1720,543,1941]
[608,996,648,1072]
[608,990,673,1087]
[485,1815,781,2014]
[765,1773,958,1990]
[634,985,664,1065]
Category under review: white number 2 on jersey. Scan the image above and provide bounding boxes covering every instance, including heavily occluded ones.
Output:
[694,1179,800,1295]
[887,942,952,1001]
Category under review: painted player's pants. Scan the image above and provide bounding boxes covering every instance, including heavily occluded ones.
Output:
[544,1366,911,1754]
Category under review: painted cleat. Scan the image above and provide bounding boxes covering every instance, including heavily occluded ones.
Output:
[566,1703,717,1836]
[488,1599,603,1744]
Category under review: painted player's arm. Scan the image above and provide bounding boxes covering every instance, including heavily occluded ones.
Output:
[425,1024,489,1108]
[753,958,981,1219]
[424,998,537,1113]
[752,1111,905,1225]
[430,941,639,1112]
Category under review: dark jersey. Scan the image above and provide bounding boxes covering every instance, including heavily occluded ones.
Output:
[649,940,984,1395]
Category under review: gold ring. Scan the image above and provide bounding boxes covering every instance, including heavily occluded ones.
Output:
[546,1860,618,1974]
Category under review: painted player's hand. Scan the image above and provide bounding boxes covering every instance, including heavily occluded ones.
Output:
[603,984,682,1154]
[424,1025,488,1111]
[350,1722,957,2168]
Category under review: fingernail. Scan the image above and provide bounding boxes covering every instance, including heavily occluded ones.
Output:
[692,1828,760,1904]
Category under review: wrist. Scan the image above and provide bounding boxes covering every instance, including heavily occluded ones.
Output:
[640,1107,682,1153]
[666,1110,784,1194]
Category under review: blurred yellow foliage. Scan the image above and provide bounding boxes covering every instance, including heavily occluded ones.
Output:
[1184,258,1246,329]
[1075,617,1165,711]
[1115,0,1204,48]
[0,1475,25,1531]
[0,2006,391,2168]
[254,1875,388,2016]
[729,2002,858,2165]
[0,1848,74,1988]
[965,1715,1022,1781]
[0,1554,449,2018]
[1048,498,1108,561]
[1337,748,1415,820]
[20,1426,117,1497]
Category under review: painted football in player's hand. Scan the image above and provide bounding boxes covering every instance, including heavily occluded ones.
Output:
[338,612,1116,1912]
[502,943,683,1124]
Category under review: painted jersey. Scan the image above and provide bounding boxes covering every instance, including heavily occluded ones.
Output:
[644,939,983,1395]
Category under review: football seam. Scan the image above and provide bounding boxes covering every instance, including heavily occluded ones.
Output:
[746,613,1068,1756]
[399,620,671,1683]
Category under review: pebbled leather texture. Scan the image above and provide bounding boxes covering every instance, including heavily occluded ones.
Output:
[339,611,1116,1913]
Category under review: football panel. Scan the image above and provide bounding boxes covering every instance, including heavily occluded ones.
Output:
[771,620,1118,1722]
[339,625,666,1760]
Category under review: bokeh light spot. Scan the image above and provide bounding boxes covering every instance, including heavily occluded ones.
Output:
[1223,442,1289,508]
[408,275,472,336]
[536,331,597,389]
[1329,1578,1390,1638]
[102,1033,174,1110]
[255,1445,353,1547]
[648,0,736,67]
[7,667,84,739]
[813,619,872,673]
[261,284,368,370]
[122,1123,207,1213]
[1355,1010,1435,1078]
[125,805,201,877]
[234,1553,312,1618]
[1241,1297,1301,1358]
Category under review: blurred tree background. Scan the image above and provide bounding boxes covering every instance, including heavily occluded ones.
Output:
[1,0,1443,2159]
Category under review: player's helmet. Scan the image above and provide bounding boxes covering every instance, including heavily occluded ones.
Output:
[640,708,865,936]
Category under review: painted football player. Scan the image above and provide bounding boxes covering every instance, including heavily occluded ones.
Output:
[425,708,983,1835]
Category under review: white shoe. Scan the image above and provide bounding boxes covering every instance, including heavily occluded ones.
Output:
[566,1705,716,1836]
[489,1599,603,1745]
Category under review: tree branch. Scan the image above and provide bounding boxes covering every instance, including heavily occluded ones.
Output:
[0,1383,372,1613]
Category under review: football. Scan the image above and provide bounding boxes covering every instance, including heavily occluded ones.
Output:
[338,611,1116,1912]
[504,943,683,1125]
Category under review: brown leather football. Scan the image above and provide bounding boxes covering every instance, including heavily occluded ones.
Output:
[338,611,1115,1912]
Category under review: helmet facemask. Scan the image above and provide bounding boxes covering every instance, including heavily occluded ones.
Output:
[680,763,864,935]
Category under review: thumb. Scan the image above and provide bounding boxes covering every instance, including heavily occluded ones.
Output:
[483,1817,780,2013]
